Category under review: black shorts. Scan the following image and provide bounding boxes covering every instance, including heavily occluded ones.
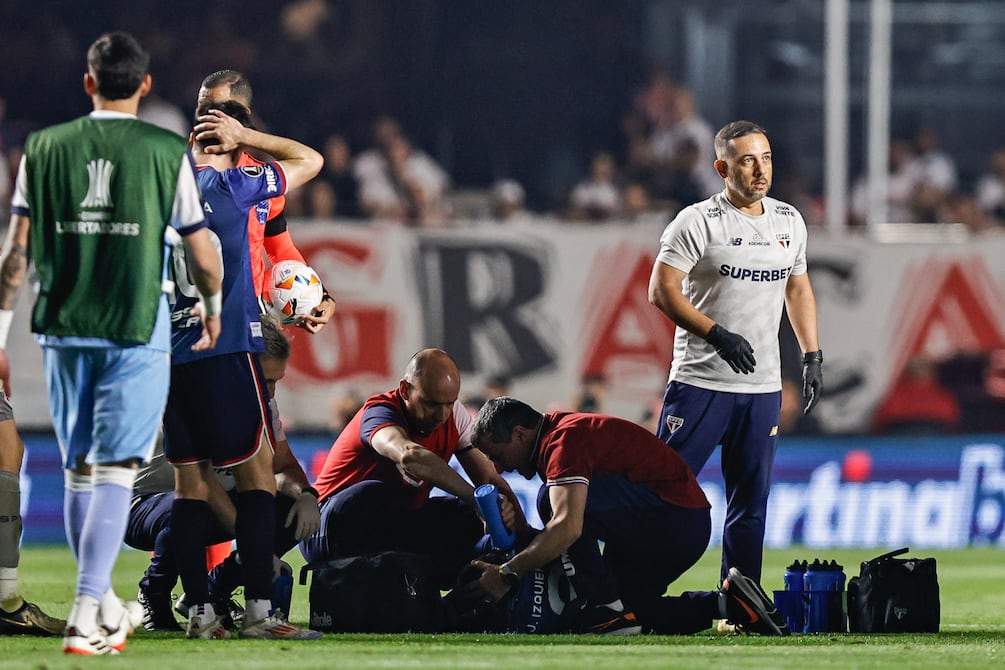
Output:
[163,352,273,467]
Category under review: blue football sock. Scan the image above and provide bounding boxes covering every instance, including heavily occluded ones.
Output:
[234,489,275,602]
[170,498,216,607]
[76,466,134,600]
[63,471,93,562]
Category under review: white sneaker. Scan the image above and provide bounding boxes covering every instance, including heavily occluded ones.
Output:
[240,614,321,640]
[63,625,117,655]
[186,605,231,640]
[103,600,144,652]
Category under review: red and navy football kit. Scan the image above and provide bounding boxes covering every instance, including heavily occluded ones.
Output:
[302,389,482,588]
[236,152,305,296]
[532,412,722,634]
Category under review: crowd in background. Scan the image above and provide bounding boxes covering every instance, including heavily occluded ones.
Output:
[5,83,1005,233]
[3,2,1005,232]
[2,1,1004,441]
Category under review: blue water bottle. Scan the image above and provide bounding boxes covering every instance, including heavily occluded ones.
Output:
[784,560,807,591]
[474,484,515,553]
[776,560,806,633]
[804,559,844,633]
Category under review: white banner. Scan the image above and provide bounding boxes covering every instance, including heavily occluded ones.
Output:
[6,221,1005,433]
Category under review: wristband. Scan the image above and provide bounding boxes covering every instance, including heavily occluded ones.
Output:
[498,563,520,588]
[802,350,823,364]
[300,486,319,499]
[0,309,12,349]
[200,290,223,318]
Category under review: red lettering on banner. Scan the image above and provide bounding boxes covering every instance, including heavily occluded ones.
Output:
[288,303,393,382]
[895,258,1005,376]
[297,237,374,268]
[581,250,676,378]
[284,238,394,383]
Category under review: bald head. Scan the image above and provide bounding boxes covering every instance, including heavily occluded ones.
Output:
[404,349,459,391]
[400,349,461,435]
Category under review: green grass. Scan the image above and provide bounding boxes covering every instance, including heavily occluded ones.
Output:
[2,546,1002,669]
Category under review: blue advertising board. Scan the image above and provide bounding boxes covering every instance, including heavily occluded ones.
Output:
[17,432,1005,549]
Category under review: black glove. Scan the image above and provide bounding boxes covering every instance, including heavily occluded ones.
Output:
[801,350,823,415]
[705,324,756,374]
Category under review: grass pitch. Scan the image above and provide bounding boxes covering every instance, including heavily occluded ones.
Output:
[1,546,1001,669]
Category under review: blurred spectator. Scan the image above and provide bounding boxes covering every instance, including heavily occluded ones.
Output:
[633,64,678,136]
[329,389,364,436]
[910,126,958,223]
[973,147,1005,223]
[355,118,450,225]
[619,181,665,226]
[306,180,337,219]
[571,373,607,413]
[873,357,960,435]
[849,139,920,225]
[649,90,720,199]
[281,0,331,43]
[137,93,188,137]
[938,193,997,234]
[463,373,512,416]
[490,179,536,223]
[568,151,621,221]
[308,134,362,219]
[353,115,403,185]
[653,138,709,212]
[624,131,658,192]
[773,173,825,229]
[913,126,957,196]
[939,351,1005,433]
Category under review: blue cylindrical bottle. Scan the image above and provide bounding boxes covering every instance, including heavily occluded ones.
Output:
[784,560,807,591]
[804,559,844,633]
[777,559,807,632]
[474,484,515,552]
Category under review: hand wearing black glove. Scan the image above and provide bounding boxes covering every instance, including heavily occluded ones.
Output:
[801,350,823,414]
[705,324,756,374]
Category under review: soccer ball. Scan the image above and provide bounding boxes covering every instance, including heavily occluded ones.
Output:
[262,260,324,325]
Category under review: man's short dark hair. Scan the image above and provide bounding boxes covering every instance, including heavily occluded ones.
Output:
[193,100,253,151]
[471,396,541,448]
[200,69,254,108]
[714,120,768,159]
[86,31,150,101]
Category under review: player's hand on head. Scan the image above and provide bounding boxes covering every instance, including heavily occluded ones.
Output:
[286,490,322,541]
[705,323,756,374]
[194,109,245,154]
[801,350,823,414]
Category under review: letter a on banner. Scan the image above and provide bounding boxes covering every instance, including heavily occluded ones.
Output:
[581,248,675,378]
[891,256,1005,377]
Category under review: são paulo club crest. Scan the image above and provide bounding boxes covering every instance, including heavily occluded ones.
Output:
[665,415,685,434]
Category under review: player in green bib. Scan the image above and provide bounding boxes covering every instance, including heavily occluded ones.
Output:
[0,31,223,655]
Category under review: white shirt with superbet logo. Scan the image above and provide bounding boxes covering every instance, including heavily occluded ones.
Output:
[655,190,808,394]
